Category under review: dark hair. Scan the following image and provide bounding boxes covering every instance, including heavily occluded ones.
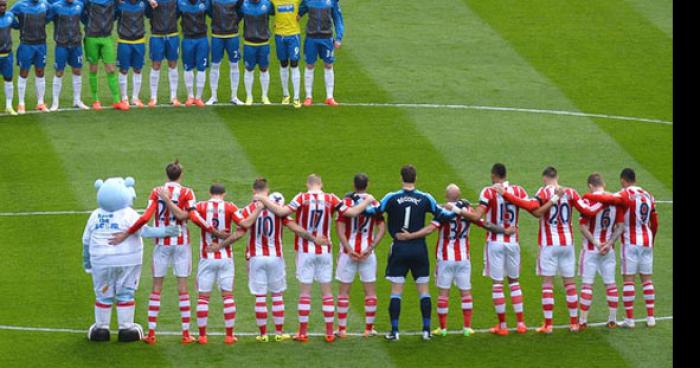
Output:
[542,166,558,178]
[587,173,604,187]
[166,160,182,181]
[620,168,636,183]
[210,183,226,195]
[253,177,268,191]
[354,173,369,191]
[401,164,416,183]
[491,163,507,179]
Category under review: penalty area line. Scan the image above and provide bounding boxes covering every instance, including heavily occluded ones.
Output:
[0,316,673,336]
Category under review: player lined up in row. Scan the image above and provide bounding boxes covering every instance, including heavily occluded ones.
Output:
[0,0,342,115]
[85,161,658,344]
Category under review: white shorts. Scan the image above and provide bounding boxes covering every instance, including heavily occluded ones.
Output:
[537,245,576,278]
[248,256,287,295]
[296,252,333,284]
[152,244,192,278]
[91,264,142,301]
[335,252,377,283]
[621,244,653,275]
[578,249,616,285]
[436,259,471,290]
[196,258,234,293]
[483,241,520,281]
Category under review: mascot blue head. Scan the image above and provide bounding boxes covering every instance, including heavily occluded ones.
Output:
[94,177,137,212]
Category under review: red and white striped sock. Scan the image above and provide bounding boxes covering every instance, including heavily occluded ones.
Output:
[606,284,619,322]
[298,294,311,336]
[94,300,112,329]
[565,282,578,325]
[255,294,268,336]
[322,295,335,336]
[179,292,191,337]
[223,294,236,337]
[492,284,507,329]
[337,295,349,332]
[622,281,636,320]
[461,295,473,328]
[147,291,160,337]
[579,284,593,324]
[642,281,655,318]
[542,284,554,327]
[196,295,209,337]
[271,292,285,334]
[510,282,525,324]
[436,296,449,330]
[364,296,377,331]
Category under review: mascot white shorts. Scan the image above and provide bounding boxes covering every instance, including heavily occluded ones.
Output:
[92,264,142,300]
[197,258,234,293]
[152,244,192,278]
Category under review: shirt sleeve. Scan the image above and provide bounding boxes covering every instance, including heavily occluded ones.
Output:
[127,190,159,234]
[535,187,549,204]
[286,193,303,211]
[331,0,343,41]
[478,187,491,209]
[185,189,197,210]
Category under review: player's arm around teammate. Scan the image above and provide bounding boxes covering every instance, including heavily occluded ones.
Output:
[297,0,342,106]
[49,0,89,111]
[0,0,18,115]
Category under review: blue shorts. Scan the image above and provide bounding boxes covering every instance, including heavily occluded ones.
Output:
[117,43,145,71]
[182,37,209,71]
[243,44,270,70]
[149,35,179,62]
[54,46,83,70]
[211,36,240,64]
[304,37,334,65]
[0,54,13,79]
[16,43,47,70]
[275,34,301,62]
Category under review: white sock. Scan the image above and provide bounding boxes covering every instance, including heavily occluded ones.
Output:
[291,66,300,100]
[132,72,142,101]
[244,69,254,99]
[280,66,289,97]
[260,70,269,99]
[195,71,205,99]
[118,73,128,100]
[168,67,178,100]
[17,76,27,105]
[184,70,194,98]
[36,76,46,104]
[230,62,239,100]
[95,303,112,329]
[304,68,314,99]
[117,302,136,330]
[4,81,13,108]
[209,62,220,99]
[324,68,334,99]
[52,76,63,106]
[72,74,82,104]
[149,68,160,100]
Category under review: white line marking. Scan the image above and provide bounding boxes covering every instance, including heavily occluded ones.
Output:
[0,201,673,217]
[0,102,673,125]
[0,316,672,336]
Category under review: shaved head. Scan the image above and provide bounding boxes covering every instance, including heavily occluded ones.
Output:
[445,183,461,202]
[307,174,322,190]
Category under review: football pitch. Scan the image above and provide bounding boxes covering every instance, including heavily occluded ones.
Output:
[0,1,672,367]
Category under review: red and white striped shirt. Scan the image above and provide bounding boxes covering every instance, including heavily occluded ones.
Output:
[578,194,617,251]
[431,205,481,261]
[195,199,243,259]
[286,190,341,254]
[535,186,585,246]
[336,194,384,254]
[479,182,526,245]
[238,201,291,259]
[129,182,199,246]
[616,186,656,247]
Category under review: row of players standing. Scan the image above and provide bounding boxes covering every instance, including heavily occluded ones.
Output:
[0,0,343,115]
[103,161,658,343]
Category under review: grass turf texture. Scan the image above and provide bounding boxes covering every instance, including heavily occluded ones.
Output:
[0,0,671,367]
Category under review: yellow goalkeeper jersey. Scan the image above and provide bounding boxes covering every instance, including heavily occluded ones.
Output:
[271,0,301,36]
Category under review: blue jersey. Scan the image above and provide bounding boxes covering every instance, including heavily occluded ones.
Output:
[0,12,18,54]
[177,0,210,38]
[299,0,342,41]
[366,188,454,244]
[50,0,84,47]
[240,0,273,44]
[116,0,147,41]
[10,0,53,44]
[81,0,117,37]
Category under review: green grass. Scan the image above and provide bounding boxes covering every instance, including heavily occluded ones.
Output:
[0,0,672,367]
